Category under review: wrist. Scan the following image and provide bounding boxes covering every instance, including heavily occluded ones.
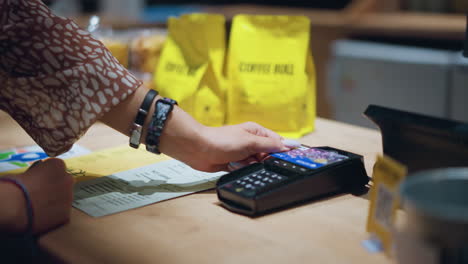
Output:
[157,106,206,158]
[0,179,28,233]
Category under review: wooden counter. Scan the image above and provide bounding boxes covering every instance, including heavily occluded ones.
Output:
[0,112,390,263]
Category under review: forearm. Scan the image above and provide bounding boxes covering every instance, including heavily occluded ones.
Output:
[99,85,205,158]
[99,85,288,172]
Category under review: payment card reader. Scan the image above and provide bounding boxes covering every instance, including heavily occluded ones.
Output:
[216,146,369,216]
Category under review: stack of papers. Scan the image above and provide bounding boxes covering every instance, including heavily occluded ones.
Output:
[73,159,225,217]
[1,144,226,217]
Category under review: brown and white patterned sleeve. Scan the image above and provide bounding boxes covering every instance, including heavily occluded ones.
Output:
[0,0,142,156]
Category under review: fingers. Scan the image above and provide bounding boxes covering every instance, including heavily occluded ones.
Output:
[282,139,301,148]
[238,122,290,154]
[262,127,283,140]
[241,122,302,146]
[241,122,282,140]
[16,158,74,234]
[30,160,43,169]
[227,162,241,172]
[241,122,302,151]
[255,152,270,162]
[228,157,258,171]
[203,163,230,173]
[25,158,68,177]
[239,122,262,135]
[195,123,300,173]
[248,135,289,154]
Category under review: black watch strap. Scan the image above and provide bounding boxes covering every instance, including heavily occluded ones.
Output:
[146,97,178,154]
[129,89,158,149]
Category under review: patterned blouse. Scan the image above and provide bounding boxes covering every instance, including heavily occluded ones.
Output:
[0,0,142,156]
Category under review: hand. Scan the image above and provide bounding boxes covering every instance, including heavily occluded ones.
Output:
[102,90,298,173]
[162,120,291,172]
[1,158,74,234]
[201,122,292,172]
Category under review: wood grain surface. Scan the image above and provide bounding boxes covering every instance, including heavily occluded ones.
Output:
[0,112,391,264]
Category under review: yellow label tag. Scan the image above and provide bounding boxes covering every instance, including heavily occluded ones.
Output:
[366,155,407,257]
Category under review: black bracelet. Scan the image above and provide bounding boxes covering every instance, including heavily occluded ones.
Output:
[146,97,178,154]
[0,177,37,260]
[129,89,159,149]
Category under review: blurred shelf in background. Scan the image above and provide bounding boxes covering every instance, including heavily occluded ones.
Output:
[72,0,467,119]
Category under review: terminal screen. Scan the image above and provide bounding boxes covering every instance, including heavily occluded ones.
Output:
[271,146,349,170]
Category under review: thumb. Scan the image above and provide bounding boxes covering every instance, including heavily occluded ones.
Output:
[248,135,289,155]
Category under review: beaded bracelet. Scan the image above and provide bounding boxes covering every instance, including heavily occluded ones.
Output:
[146,97,178,154]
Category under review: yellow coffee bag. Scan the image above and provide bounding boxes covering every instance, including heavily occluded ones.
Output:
[227,15,316,138]
[154,14,226,126]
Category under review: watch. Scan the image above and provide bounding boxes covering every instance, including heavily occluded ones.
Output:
[146,97,178,154]
[129,89,158,149]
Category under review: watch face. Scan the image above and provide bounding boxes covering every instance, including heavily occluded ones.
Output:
[271,146,349,170]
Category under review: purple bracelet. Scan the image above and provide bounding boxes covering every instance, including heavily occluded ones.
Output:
[0,178,34,234]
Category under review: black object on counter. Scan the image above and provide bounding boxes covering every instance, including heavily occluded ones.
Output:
[364,105,468,174]
[216,146,369,216]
